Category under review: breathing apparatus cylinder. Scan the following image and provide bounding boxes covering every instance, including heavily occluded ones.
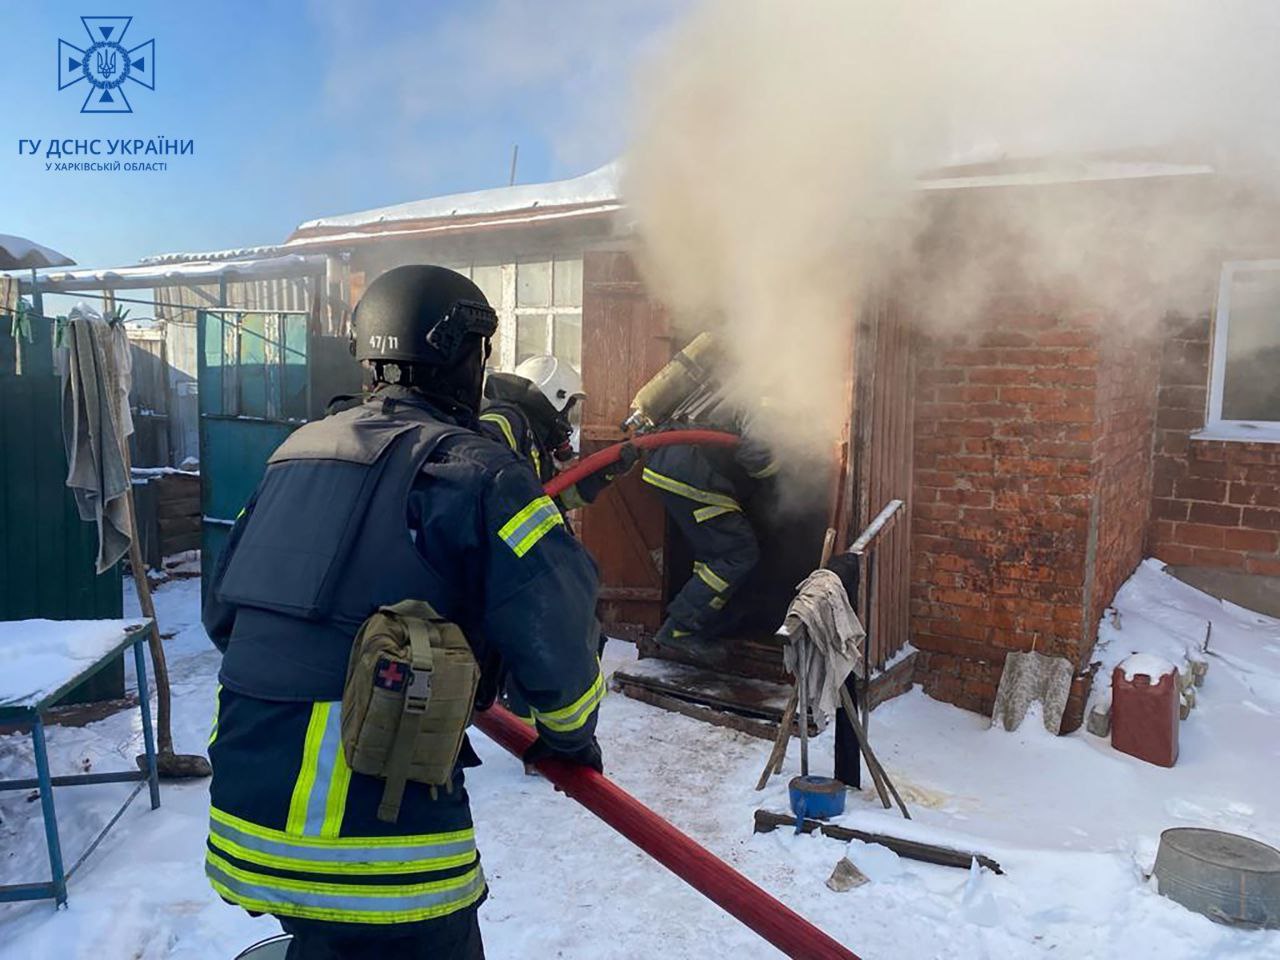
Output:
[621,331,720,432]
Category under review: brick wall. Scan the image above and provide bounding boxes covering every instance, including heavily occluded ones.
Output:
[1084,323,1161,659]
[1148,314,1280,576]
[910,305,1161,720]
[911,306,1101,715]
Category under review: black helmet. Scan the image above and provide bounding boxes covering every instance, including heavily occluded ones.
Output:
[352,265,497,366]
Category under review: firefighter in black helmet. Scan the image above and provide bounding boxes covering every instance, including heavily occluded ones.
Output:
[203,265,604,959]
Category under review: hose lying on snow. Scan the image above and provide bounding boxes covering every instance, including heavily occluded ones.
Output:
[474,704,860,960]
[544,430,740,499]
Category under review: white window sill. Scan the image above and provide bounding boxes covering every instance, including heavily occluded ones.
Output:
[1192,423,1280,444]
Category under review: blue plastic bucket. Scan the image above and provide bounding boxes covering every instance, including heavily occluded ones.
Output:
[789,775,846,831]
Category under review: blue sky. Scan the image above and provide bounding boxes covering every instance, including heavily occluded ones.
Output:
[0,1,688,269]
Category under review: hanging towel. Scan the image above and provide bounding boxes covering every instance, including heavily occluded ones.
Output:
[0,276,18,318]
[61,304,134,573]
[782,568,866,727]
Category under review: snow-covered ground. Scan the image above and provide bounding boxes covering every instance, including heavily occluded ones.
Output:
[2,562,1279,959]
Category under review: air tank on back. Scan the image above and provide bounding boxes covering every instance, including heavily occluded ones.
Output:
[621,331,720,432]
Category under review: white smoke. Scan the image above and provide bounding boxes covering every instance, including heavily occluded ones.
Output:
[624,0,1280,456]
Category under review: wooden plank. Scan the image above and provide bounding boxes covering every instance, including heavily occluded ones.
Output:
[752,810,1003,874]
[613,659,796,721]
[156,496,200,519]
[614,684,781,741]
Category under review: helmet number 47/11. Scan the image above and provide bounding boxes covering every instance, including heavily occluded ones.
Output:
[368,334,400,352]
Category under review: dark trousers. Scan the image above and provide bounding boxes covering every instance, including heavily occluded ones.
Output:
[281,908,484,959]
[660,493,760,634]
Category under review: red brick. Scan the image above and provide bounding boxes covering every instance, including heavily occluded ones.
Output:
[1187,502,1243,527]
[1245,556,1280,577]
[968,367,1040,386]
[1222,528,1279,553]
[1173,477,1227,503]
[1190,548,1247,569]
[1228,483,1280,508]
[1242,507,1280,532]
[1175,522,1226,548]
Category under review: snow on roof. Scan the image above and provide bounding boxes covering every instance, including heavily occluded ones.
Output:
[0,233,76,269]
[296,161,622,232]
[137,244,284,265]
[32,253,327,292]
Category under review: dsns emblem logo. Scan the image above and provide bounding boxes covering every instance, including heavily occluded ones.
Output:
[58,17,155,114]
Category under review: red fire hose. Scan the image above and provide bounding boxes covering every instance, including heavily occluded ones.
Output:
[474,705,859,960]
[544,430,740,499]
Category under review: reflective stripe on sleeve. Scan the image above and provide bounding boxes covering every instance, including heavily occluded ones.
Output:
[693,561,731,593]
[205,851,486,925]
[498,495,565,557]
[641,467,741,513]
[749,460,781,479]
[479,412,519,452]
[531,665,605,734]
[692,504,740,523]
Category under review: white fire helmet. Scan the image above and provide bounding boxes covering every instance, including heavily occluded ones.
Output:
[514,355,585,413]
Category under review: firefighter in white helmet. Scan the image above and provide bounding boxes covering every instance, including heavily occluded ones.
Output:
[480,355,637,511]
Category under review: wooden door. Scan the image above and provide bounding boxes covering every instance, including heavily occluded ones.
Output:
[851,298,915,669]
[577,251,673,639]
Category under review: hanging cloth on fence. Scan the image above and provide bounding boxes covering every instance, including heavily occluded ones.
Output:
[61,304,134,573]
[782,568,865,728]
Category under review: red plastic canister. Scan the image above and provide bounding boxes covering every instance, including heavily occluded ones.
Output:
[1111,660,1180,767]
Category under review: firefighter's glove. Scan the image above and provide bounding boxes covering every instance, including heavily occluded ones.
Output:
[602,442,640,483]
[522,736,604,775]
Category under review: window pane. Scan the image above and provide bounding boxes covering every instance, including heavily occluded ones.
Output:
[472,264,503,308]
[516,314,549,366]
[517,261,551,307]
[553,258,583,307]
[283,313,310,420]
[239,312,269,418]
[1224,269,1280,422]
[553,312,582,373]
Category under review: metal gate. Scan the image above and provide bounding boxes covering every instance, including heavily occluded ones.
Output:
[198,309,315,592]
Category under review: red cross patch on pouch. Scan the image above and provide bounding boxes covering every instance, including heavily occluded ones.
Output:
[374,657,408,692]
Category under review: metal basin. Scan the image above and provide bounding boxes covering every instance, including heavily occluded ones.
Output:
[1153,827,1280,929]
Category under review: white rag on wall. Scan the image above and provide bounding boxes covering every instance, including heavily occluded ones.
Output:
[61,304,134,573]
[782,568,866,728]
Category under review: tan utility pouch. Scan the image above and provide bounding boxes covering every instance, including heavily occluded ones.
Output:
[341,599,480,823]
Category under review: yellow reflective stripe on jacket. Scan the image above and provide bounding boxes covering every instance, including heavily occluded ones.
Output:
[479,412,519,452]
[285,702,350,838]
[710,595,727,610]
[749,459,781,479]
[693,561,731,593]
[498,495,564,557]
[532,665,605,734]
[209,683,222,746]
[692,504,740,523]
[641,467,741,512]
[207,811,477,876]
[210,805,476,853]
[206,851,486,925]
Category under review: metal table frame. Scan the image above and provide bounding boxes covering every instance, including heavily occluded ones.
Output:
[0,620,160,907]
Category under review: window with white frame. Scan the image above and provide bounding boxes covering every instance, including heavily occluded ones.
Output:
[1206,261,1280,438]
[448,257,583,374]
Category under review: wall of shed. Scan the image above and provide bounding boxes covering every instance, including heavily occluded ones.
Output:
[909,302,1141,722]
[1147,311,1280,577]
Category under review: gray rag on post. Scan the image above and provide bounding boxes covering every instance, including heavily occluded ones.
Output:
[61,305,134,573]
[782,568,866,728]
